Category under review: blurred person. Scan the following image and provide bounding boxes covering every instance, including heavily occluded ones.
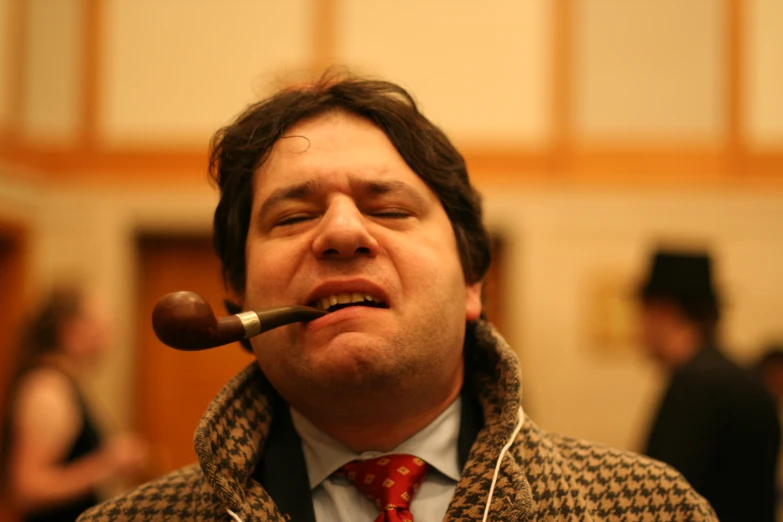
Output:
[0,286,148,522]
[81,74,715,521]
[638,249,780,522]
[757,343,783,403]
[756,343,783,520]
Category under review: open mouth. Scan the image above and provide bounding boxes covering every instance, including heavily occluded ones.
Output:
[310,293,388,313]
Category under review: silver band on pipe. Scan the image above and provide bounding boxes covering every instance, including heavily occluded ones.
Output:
[236,311,262,338]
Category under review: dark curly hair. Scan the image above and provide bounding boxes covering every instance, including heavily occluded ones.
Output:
[14,286,84,372]
[209,72,491,295]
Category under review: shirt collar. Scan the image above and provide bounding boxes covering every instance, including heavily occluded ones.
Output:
[291,396,463,489]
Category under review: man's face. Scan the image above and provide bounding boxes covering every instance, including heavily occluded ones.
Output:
[243,111,482,404]
[639,299,692,367]
[640,301,670,362]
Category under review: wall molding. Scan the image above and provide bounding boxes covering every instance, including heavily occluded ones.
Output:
[0,0,781,189]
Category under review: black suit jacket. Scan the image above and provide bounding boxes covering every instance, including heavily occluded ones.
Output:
[646,346,781,522]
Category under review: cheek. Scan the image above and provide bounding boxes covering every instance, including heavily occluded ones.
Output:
[245,240,304,300]
[390,233,467,308]
[397,225,462,273]
[394,248,455,292]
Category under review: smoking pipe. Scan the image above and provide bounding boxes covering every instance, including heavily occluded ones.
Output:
[152,291,327,351]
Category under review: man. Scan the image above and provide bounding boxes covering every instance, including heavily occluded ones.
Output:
[80,76,716,521]
[638,249,780,522]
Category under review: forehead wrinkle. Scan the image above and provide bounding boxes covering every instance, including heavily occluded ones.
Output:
[258,178,324,219]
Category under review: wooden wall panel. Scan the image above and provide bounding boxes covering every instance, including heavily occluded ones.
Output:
[0,0,13,129]
[20,0,84,143]
[572,0,725,142]
[745,0,783,148]
[0,0,782,185]
[100,0,312,146]
[336,0,552,147]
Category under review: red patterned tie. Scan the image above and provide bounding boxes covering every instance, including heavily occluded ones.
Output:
[339,454,430,522]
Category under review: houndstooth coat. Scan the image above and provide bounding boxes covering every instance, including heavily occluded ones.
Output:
[79,322,717,521]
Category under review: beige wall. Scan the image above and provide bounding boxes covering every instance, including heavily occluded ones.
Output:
[482,186,783,449]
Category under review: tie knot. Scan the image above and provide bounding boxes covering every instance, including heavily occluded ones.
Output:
[339,454,430,513]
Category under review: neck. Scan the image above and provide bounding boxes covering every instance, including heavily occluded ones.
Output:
[292,370,464,453]
[38,352,82,378]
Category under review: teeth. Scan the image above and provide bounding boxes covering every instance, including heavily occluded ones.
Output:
[313,293,383,310]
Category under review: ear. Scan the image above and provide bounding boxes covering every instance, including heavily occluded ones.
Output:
[465,281,483,321]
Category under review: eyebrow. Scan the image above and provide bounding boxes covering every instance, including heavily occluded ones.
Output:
[257,178,431,220]
[258,179,322,220]
[355,179,430,209]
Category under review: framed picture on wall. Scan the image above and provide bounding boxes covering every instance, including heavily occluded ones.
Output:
[585,271,640,355]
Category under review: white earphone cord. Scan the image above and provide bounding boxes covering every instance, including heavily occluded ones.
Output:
[481,405,525,522]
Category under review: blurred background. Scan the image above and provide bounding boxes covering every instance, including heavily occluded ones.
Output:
[0,0,782,514]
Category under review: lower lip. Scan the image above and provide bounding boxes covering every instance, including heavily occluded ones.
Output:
[304,305,387,332]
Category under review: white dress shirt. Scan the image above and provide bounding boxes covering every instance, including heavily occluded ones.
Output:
[290,397,462,521]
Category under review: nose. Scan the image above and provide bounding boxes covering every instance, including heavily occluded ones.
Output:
[312,197,379,260]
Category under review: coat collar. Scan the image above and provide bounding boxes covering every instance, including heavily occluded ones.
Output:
[193,320,535,521]
[193,363,280,520]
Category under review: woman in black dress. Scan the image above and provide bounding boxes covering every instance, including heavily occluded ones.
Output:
[1,286,147,522]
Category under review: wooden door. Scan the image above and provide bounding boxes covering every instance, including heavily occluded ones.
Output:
[135,235,254,476]
[0,221,28,522]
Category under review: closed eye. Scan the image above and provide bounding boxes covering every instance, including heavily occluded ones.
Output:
[275,214,314,226]
[372,211,411,219]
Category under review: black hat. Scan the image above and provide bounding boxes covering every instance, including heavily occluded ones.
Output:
[638,249,720,320]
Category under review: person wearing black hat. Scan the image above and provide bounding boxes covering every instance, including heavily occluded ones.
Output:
[638,249,781,521]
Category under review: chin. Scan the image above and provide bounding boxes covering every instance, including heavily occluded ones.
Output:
[312,338,402,381]
[322,336,390,364]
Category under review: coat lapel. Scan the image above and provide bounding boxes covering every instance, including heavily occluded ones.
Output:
[444,323,535,522]
[254,397,316,522]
